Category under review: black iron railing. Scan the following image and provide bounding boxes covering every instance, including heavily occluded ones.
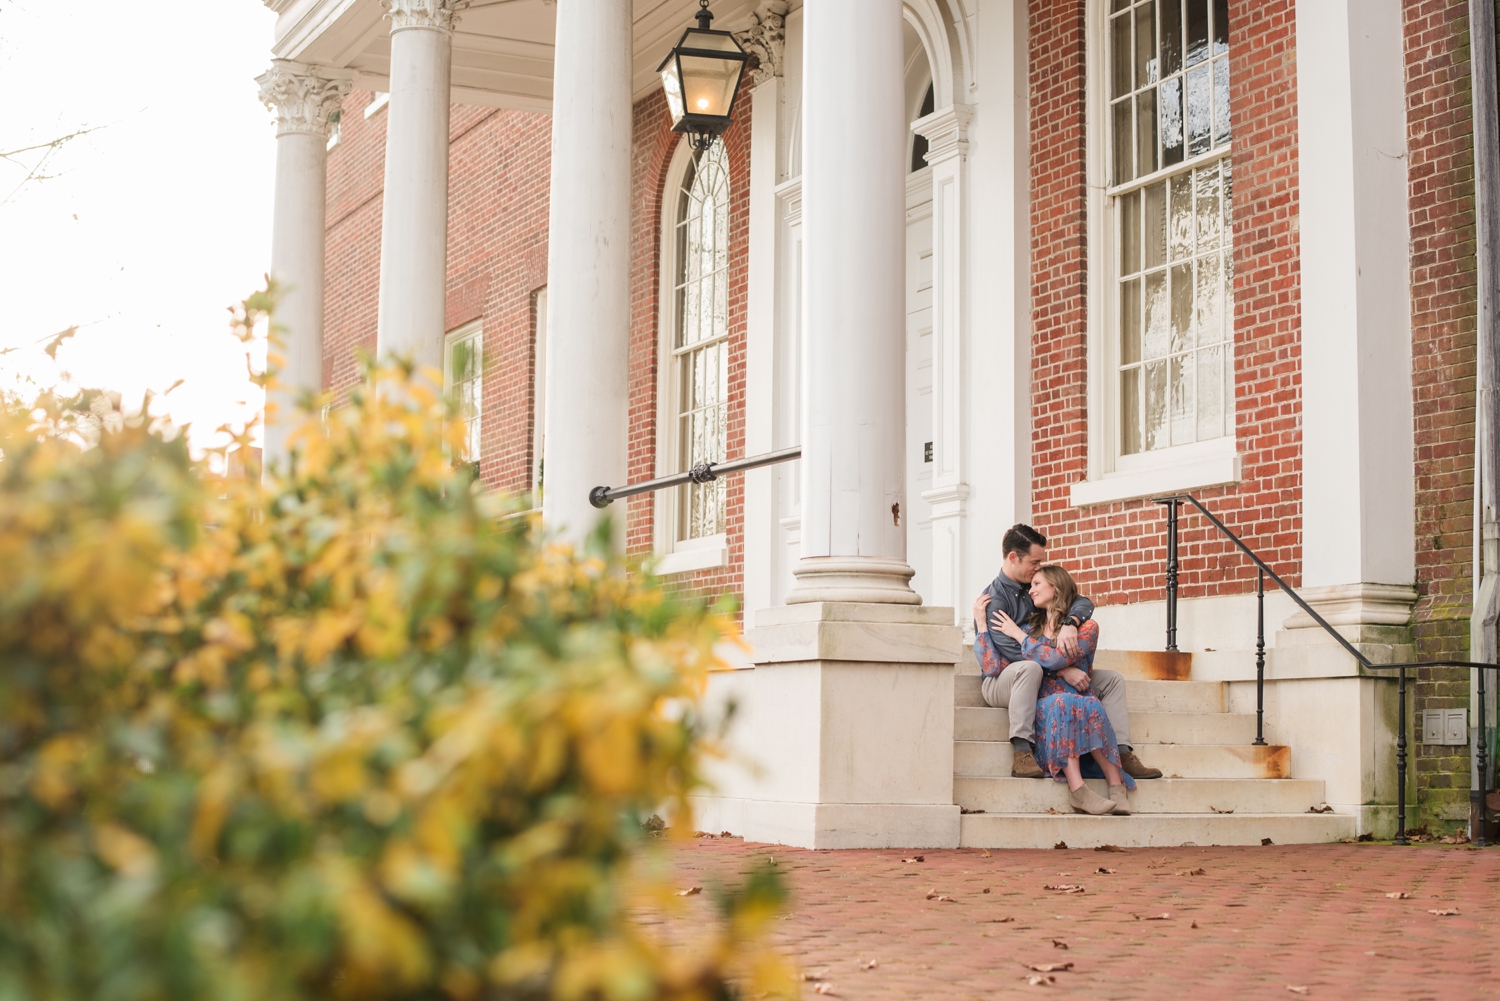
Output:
[1156,493,1498,846]
[589,446,801,508]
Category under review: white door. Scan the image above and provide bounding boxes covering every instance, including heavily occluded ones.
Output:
[905,170,934,604]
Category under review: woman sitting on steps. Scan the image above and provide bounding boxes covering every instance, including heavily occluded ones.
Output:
[975,565,1135,816]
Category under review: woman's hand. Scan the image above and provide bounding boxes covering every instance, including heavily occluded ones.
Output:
[990,608,1028,643]
[972,593,990,636]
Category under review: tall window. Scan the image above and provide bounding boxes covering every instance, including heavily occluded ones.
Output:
[445,322,482,465]
[668,140,731,542]
[1109,0,1232,456]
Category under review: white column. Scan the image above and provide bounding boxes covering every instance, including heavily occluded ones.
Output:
[913,105,974,623]
[540,0,632,546]
[376,0,466,372]
[257,60,351,471]
[789,0,917,604]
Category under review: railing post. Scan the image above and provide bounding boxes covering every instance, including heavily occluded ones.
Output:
[1255,568,1267,745]
[1165,499,1180,652]
[1396,665,1409,845]
[1478,665,1489,847]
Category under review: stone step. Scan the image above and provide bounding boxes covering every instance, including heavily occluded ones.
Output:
[953,776,1325,815]
[954,740,1291,780]
[954,707,1257,744]
[958,811,1355,848]
[954,675,1225,713]
[1092,649,1193,681]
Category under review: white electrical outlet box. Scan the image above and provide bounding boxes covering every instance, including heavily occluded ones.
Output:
[1422,709,1470,745]
[1444,709,1469,746]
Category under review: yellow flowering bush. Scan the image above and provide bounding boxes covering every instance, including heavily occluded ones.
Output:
[0,295,786,1001]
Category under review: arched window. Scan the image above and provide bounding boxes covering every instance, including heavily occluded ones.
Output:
[662,139,731,551]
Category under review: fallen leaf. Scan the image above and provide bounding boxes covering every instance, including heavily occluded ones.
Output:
[1287,986,1309,995]
[1053,841,1069,850]
[859,959,879,971]
[1045,808,1064,815]
[1385,892,1411,900]
[1026,962,1074,973]
[678,886,703,896]
[1051,939,1070,950]
[978,917,1016,924]
[1095,844,1126,853]
[1308,804,1334,814]
[981,850,992,858]
[813,984,839,996]
[1026,975,1056,986]
[1095,867,1116,874]
[925,888,956,902]
[1176,868,1206,876]
[1190,920,1199,929]
[1132,912,1171,921]
[960,807,987,814]
[1261,838,1274,846]
[1428,908,1460,916]
[1209,806,1235,814]
[983,887,991,893]
[902,856,926,863]
[1043,884,1085,894]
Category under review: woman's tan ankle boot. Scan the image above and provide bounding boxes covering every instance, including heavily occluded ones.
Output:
[1108,784,1132,815]
[1069,785,1117,816]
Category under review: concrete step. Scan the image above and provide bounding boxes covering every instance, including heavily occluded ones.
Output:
[954,675,1225,713]
[953,776,1325,815]
[1092,649,1193,681]
[954,740,1291,780]
[958,811,1355,848]
[954,707,1257,744]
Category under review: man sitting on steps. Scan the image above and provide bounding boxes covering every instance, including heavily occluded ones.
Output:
[975,524,1162,782]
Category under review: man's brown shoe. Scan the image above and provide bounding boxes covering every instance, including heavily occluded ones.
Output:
[1012,749,1046,779]
[1120,750,1162,780]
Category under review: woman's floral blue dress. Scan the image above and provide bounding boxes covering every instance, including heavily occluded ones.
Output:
[973,619,1135,789]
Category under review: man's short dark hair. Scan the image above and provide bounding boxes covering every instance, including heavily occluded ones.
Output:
[1002,523,1048,559]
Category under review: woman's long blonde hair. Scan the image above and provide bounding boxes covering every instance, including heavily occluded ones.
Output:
[1024,564,1079,638]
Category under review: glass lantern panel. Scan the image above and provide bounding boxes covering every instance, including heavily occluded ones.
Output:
[661,61,686,124]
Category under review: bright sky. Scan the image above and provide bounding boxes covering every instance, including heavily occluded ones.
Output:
[0,0,279,447]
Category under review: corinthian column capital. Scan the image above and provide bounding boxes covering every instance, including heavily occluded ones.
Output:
[257,60,352,138]
[736,0,789,86]
[382,0,470,33]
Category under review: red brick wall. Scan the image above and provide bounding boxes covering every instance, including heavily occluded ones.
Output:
[322,92,551,495]
[1027,0,1304,606]
[1404,0,1481,828]
[623,88,753,608]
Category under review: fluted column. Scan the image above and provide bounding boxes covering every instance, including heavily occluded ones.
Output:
[257,60,351,470]
[376,0,467,372]
[788,0,918,603]
[540,0,632,546]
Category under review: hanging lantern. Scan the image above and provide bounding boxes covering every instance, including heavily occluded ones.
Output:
[658,0,750,150]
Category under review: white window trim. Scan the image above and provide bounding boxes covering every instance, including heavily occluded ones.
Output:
[653,137,729,571]
[531,287,548,509]
[444,320,482,464]
[1074,0,1240,509]
[364,91,390,119]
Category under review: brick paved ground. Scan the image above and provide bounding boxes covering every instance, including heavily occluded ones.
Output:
[650,839,1499,999]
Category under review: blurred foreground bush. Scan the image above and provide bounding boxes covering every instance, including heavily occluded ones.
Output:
[0,297,786,1001]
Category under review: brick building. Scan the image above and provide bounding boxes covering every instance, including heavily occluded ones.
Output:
[256,0,1498,846]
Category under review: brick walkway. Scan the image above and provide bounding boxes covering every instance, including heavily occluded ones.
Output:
[652,839,1499,999]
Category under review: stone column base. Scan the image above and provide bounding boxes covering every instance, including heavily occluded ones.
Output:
[739,602,961,849]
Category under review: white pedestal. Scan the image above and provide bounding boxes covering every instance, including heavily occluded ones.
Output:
[739,602,961,849]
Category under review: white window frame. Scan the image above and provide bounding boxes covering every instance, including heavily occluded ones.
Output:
[653,138,729,576]
[1074,0,1239,508]
[364,91,390,118]
[532,287,547,508]
[444,320,482,467]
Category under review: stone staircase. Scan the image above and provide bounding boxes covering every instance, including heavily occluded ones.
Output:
[954,650,1357,848]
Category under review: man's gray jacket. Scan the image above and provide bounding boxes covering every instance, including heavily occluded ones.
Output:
[981,571,1095,670]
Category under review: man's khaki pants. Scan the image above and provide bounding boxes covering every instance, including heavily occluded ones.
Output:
[980,663,1133,748]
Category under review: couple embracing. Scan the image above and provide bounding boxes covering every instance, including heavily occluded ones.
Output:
[973,524,1162,816]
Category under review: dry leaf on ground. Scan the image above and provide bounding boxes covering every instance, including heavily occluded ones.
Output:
[1043,884,1085,894]
[925,888,956,902]
[1287,987,1309,995]
[1026,962,1074,973]
[1261,838,1275,846]
[902,855,925,863]
[1045,808,1064,815]
[1095,867,1116,874]
[1132,912,1171,921]
[980,850,992,857]
[1096,844,1126,853]
[1026,975,1056,986]
[859,959,879,970]
[979,917,1016,924]
[1176,868,1206,876]
[1051,939,1070,950]
[1428,908,1460,916]
[1190,920,1199,929]
[813,983,839,995]
[677,886,703,896]
[1209,806,1234,814]
[1308,804,1334,814]
[1053,841,1069,850]
[1385,892,1411,899]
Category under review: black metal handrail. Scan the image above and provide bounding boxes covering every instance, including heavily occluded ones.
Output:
[1155,493,1498,846]
[589,446,801,508]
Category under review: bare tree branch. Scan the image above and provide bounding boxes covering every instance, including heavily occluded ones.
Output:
[0,124,105,206]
